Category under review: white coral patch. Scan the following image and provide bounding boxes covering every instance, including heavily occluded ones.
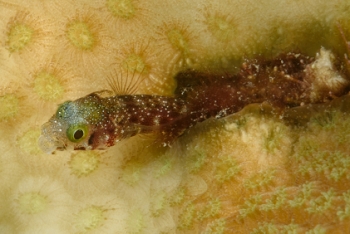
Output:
[307,48,349,102]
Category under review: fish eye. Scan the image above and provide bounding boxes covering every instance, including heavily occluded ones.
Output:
[66,124,88,143]
[74,129,84,139]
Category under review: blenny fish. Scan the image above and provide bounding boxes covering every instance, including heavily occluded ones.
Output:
[39,47,350,154]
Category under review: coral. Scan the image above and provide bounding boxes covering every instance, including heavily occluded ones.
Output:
[3,10,55,63]
[1,0,350,233]
[7,22,33,52]
[107,0,137,19]
[33,71,65,101]
[0,87,31,134]
[154,20,197,66]
[126,209,147,234]
[9,176,73,232]
[103,0,154,33]
[75,205,107,231]
[69,151,100,177]
[55,8,116,79]
[29,57,81,105]
[202,8,237,43]
[202,218,226,234]
[112,40,171,95]
[0,93,19,122]
[61,150,121,196]
[68,195,129,233]
[16,128,42,155]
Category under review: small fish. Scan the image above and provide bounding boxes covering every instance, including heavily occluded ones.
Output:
[39,48,349,154]
[39,93,190,153]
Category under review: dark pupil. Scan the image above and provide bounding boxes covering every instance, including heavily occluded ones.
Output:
[74,129,84,140]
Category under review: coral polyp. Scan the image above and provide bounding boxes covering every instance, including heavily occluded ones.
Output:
[111,40,173,95]
[74,205,106,231]
[0,93,19,122]
[66,21,95,51]
[115,41,154,75]
[154,20,198,72]
[33,71,65,102]
[3,10,55,64]
[204,14,236,43]
[16,128,41,155]
[127,209,146,234]
[198,0,244,52]
[6,23,33,52]
[58,10,114,78]
[11,176,72,230]
[106,0,136,19]
[167,29,189,52]
[122,54,148,73]
[17,192,48,215]
[69,151,100,177]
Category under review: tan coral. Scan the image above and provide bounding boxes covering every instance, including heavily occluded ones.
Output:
[0,0,350,233]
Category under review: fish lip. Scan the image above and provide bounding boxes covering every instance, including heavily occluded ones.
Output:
[74,146,86,150]
[38,135,60,154]
[38,118,68,154]
[38,124,67,154]
[56,146,66,151]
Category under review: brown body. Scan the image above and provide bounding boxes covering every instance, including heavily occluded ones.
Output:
[99,51,348,146]
[176,53,314,120]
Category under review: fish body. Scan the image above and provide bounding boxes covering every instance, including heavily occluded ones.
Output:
[39,48,349,154]
[39,93,189,153]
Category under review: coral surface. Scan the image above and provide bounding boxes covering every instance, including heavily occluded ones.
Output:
[0,0,350,233]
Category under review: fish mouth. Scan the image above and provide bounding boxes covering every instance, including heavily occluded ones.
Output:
[73,146,87,150]
[38,121,67,154]
[38,135,66,154]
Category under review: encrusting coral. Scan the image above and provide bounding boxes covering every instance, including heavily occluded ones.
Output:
[1,0,350,233]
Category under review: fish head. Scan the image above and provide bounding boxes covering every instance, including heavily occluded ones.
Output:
[38,94,115,154]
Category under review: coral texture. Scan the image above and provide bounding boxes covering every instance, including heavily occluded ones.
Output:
[0,0,350,233]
